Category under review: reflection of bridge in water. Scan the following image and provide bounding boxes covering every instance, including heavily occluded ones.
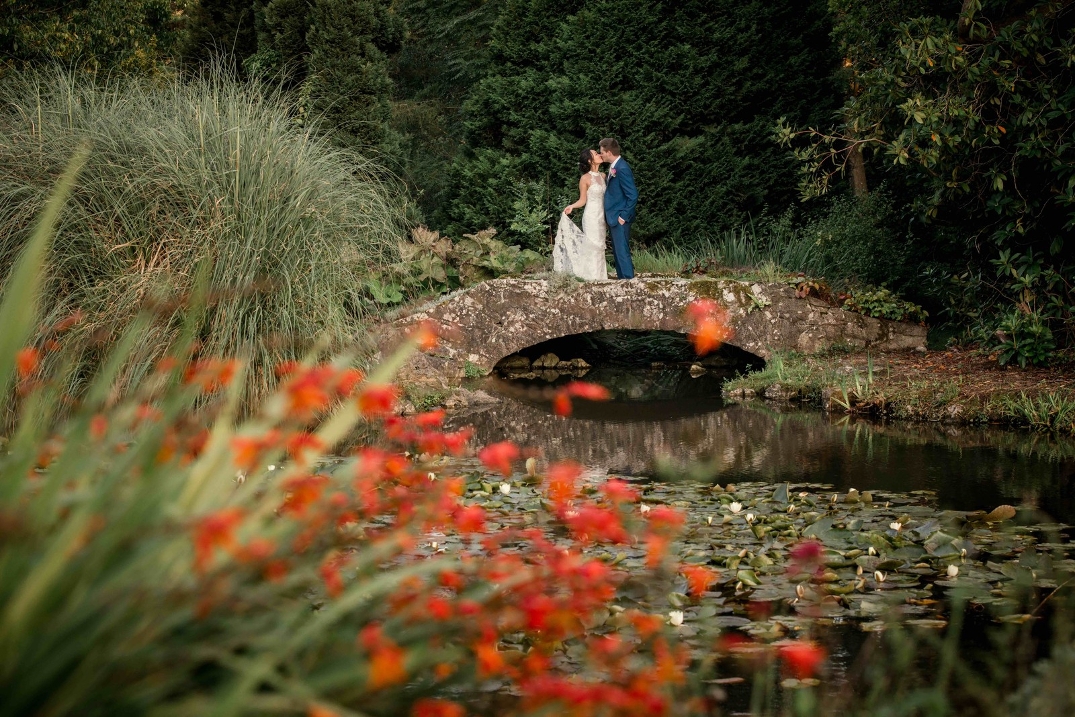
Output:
[446,394,1075,521]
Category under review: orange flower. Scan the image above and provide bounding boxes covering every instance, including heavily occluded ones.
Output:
[320,552,348,597]
[89,414,108,440]
[412,698,464,717]
[477,441,519,476]
[184,358,239,393]
[192,508,244,573]
[474,640,505,677]
[308,706,340,717]
[409,320,440,351]
[15,347,39,379]
[284,369,332,418]
[682,565,718,596]
[546,461,582,505]
[778,640,826,679]
[368,643,408,690]
[286,431,326,465]
[685,299,733,355]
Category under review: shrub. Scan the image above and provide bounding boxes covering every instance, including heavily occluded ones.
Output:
[0,68,406,403]
[367,226,545,305]
[839,287,928,324]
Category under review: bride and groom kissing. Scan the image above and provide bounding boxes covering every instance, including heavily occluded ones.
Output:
[553,137,637,281]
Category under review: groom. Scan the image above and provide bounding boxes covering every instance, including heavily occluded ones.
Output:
[599,137,637,279]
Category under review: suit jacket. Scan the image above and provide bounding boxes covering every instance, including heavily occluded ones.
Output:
[604,158,638,225]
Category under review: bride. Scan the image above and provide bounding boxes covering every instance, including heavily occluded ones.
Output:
[553,148,608,280]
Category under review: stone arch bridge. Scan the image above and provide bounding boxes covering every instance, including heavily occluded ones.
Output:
[378,278,927,384]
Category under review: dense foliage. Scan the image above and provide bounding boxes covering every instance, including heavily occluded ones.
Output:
[0,0,184,73]
[437,0,842,246]
[780,0,1075,359]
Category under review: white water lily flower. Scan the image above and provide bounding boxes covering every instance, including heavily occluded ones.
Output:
[669,610,684,627]
[745,513,756,524]
[831,494,838,503]
[856,565,863,576]
[796,584,806,598]
[868,547,877,556]
[267,464,276,471]
[874,570,887,583]
[729,502,743,514]
[430,541,438,550]
[525,457,537,477]
[947,564,959,578]
[890,521,902,532]
[235,470,246,484]
[640,503,652,514]
[707,516,714,525]
[428,472,437,481]
[500,482,511,495]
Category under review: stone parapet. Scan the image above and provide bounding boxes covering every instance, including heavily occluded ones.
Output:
[376,278,928,385]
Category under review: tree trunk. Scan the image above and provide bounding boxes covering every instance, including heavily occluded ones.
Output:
[849,143,868,197]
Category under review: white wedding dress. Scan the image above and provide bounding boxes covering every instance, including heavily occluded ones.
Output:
[553,171,608,280]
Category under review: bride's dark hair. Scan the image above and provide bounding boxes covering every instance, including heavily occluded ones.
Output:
[578,148,595,175]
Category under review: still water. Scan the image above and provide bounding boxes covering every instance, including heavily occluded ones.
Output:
[447,366,1075,524]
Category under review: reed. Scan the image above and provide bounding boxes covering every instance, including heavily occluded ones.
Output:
[0,67,407,404]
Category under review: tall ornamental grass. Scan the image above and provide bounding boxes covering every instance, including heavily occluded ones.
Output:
[0,68,406,402]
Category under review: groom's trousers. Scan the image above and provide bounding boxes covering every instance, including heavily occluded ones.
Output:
[609,221,635,279]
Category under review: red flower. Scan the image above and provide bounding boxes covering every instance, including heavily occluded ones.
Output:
[778,640,826,679]
[412,699,465,717]
[455,505,487,535]
[787,539,824,577]
[358,384,398,417]
[15,347,39,379]
[414,409,446,429]
[478,441,519,476]
[552,392,573,416]
[565,381,611,401]
[647,505,685,532]
[600,479,638,504]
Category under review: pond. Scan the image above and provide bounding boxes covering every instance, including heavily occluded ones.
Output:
[441,336,1075,712]
[450,367,1075,525]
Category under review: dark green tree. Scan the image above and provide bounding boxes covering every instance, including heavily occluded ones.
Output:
[181,0,259,67]
[304,0,402,149]
[440,0,841,245]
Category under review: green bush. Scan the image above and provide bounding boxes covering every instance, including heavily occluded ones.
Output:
[0,68,406,402]
[799,190,911,290]
[840,287,928,324]
[367,226,545,305]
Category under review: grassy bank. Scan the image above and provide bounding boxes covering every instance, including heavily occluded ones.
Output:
[0,68,406,403]
[724,348,1075,434]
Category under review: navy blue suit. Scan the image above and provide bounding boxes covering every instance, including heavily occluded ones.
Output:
[604,158,637,279]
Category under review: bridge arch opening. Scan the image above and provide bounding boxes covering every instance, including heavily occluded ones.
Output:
[490,330,764,416]
[494,329,764,376]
